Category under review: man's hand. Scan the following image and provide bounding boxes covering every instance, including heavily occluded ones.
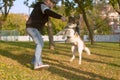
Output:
[61,16,66,22]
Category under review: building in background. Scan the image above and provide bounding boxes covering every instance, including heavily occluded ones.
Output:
[93,0,120,34]
[108,12,120,34]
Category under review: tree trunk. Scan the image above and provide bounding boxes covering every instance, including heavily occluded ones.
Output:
[82,10,94,45]
[47,18,55,50]
[78,2,94,44]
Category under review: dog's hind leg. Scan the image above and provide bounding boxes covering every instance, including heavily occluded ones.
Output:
[84,47,91,55]
[78,51,82,65]
[70,45,76,62]
[78,46,83,65]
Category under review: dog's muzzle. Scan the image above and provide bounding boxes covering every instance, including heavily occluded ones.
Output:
[65,36,73,43]
[63,28,75,43]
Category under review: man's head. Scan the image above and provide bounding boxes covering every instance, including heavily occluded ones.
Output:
[50,0,61,4]
[45,0,61,8]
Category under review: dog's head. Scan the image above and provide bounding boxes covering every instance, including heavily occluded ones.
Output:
[57,15,81,43]
[68,15,81,26]
[63,16,76,36]
[63,15,83,43]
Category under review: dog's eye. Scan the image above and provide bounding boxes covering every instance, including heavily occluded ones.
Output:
[67,36,71,38]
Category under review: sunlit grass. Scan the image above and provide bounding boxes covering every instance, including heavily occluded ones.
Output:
[0,41,120,80]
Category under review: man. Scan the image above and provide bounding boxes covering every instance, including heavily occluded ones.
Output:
[26,0,66,70]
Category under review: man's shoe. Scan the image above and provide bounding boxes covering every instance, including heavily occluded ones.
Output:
[34,64,50,70]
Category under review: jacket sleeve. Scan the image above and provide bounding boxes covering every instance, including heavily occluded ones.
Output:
[44,9,62,19]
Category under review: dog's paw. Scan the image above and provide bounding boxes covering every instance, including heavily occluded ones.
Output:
[88,52,91,55]
[88,53,91,55]
[70,58,75,62]
[70,59,73,62]
[70,57,75,62]
[79,62,81,65]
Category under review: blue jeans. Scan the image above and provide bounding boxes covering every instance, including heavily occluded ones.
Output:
[26,28,44,67]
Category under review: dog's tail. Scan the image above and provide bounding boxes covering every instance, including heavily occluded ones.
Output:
[84,47,91,55]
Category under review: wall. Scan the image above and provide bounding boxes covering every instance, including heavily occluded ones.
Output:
[0,35,66,42]
[0,35,120,42]
[84,35,120,42]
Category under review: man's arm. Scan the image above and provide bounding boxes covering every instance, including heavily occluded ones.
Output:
[44,9,62,19]
[41,4,66,21]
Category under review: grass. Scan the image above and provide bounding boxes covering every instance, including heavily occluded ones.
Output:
[0,41,120,80]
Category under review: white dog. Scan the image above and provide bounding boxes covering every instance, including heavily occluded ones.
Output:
[57,22,91,64]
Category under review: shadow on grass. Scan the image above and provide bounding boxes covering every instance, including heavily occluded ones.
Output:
[54,50,120,68]
[0,41,117,80]
[92,52,120,59]
[1,41,35,49]
[90,43,120,52]
[67,52,120,68]
[1,41,71,54]
[0,49,33,69]
[43,57,114,80]
[0,49,115,80]
[83,57,120,68]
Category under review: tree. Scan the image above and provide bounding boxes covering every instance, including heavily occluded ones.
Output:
[0,0,15,30]
[87,2,111,35]
[64,0,76,16]
[109,0,120,15]
[2,14,27,35]
[0,0,15,18]
[47,18,55,50]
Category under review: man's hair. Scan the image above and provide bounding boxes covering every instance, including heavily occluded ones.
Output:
[50,0,61,4]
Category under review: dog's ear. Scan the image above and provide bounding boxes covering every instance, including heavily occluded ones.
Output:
[78,14,83,25]
[75,14,83,25]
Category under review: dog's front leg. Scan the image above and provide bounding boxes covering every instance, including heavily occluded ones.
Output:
[78,48,83,65]
[70,45,76,62]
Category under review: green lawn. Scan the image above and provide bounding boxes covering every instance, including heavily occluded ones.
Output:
[0,41,120,80]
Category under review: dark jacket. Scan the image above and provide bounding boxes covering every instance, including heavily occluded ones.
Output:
[26,2,62,30]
